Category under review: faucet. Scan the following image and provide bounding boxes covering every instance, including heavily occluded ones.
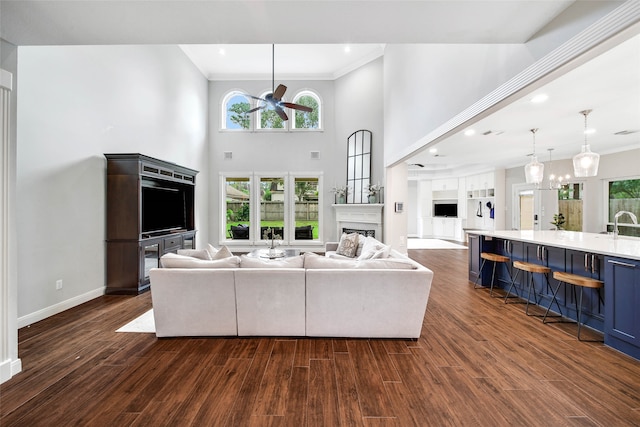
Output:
[613,210,638,239]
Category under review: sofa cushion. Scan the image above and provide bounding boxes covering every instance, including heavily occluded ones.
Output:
[240,254,304,268]
[357,236,391,260]
[336,232,359,258]
[177,249,212,260]
[304,252,416,270]
[160,252,240,268]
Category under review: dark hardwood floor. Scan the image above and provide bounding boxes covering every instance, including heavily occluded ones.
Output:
[2,248,639,426]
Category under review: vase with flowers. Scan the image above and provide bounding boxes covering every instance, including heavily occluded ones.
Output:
[366,183,382,204]
[331,185,349,204]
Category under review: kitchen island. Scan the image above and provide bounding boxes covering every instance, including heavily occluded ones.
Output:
[468,230,640,360]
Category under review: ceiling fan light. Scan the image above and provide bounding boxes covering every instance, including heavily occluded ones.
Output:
[573,144,600,177]
[525,156,545,184]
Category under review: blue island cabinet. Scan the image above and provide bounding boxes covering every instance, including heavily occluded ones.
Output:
[605,256,640,359]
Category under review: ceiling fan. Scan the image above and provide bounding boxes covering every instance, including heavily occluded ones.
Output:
[245,44,313,121]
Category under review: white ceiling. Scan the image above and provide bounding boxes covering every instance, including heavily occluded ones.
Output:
[179,44,386,81]
[2,0,638,177]
[407,31,640,178]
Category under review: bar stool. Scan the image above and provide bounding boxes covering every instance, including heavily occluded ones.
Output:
[473,252,512,297]
[543,271,604,341]
[506,261,559,317]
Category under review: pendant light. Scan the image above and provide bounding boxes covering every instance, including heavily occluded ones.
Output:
[572,109,600,177]
[524,128,544,185]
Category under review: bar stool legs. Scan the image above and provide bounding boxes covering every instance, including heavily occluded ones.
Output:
[507,261,560,317]
[544,271,604,341]
[473,253,511,297]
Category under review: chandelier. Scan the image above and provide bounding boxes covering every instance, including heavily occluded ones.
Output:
[547,148,571,190]
[524,128,544,186]
[572,109,600,177]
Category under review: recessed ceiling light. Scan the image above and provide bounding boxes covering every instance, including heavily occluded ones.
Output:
[584,128,596,135]
[429,148,438,154]
[464,129,475,136]
[218,48,226,55]
[344,46,351,53]
[531,94,548,103]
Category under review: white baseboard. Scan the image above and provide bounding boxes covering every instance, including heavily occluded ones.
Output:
[17,287,105,329]
[0,357,22,384]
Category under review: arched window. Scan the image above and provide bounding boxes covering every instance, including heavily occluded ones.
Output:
[291,90,321,130]
[221,91,251,130]
[257,90,287,130]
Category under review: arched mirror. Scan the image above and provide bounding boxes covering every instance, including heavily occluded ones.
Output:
[346,130,372,204]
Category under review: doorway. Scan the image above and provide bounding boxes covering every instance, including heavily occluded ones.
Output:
[519,191,535,230]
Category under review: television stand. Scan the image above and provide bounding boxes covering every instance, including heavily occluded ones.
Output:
[105,154,198,295]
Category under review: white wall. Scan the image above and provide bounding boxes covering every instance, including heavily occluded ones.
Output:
[384,163,408,253]
[207,57,384,244]
[16,45,209,324]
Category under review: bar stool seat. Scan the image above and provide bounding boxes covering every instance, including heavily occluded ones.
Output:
[473,252,511,297]
[543,271,604,341]
[506,261,557,316]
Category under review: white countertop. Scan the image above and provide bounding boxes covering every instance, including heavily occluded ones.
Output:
[468,230,640,261]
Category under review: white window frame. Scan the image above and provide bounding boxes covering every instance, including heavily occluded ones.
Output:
[220,90,252,131]
[603,175,640,236]
[290,89,323,131]
[220,173,254,245]
[289,172,323,244]
[219,172,324,248]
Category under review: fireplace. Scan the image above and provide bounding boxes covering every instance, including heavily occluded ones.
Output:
[332,203,384,241]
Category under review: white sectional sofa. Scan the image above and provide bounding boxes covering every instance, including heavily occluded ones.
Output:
[150,242,433,339]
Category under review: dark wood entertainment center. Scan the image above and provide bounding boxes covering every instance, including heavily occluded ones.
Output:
[105,154,198,294]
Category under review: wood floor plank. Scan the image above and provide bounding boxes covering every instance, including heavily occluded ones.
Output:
[346,340,394,417]
[307,358,341,426]
[252,340,297,416]
[224,351,272,426]
[368,340,401,382]
[334,352,365,427]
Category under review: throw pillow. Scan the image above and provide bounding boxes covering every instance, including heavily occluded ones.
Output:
[160,252,240,268]
[336,233,359,258]
[206,243,219,259]
[177,249,212,260]
[211,245,233,260]
[303,252,416,269]
[240,254,304,268]
[357,236,390,260]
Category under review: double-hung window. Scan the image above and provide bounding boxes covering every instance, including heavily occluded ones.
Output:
[220,172,323,245]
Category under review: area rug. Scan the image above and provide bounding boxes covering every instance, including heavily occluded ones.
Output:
[407,238,467,250]
[116,309,156,333]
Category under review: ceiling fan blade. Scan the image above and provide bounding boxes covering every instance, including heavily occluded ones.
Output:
[248,106,264,113]
[243,93,266,102]
[281,102,313,113]
[275,107,288,121]
[273,84,287,101]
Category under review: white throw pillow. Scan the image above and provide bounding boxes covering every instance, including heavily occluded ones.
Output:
[206,243,219,259]
[160,252,240,268]
[357,236,391,260]
[336,233,359,258]
[240,254,304,268]
[177,249,212,260]
[211,245,234,260]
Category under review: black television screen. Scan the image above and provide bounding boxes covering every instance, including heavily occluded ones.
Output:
[142,185,186,233]
[434,203,458,217]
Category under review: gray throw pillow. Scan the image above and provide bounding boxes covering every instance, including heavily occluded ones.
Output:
[336,233,359,258]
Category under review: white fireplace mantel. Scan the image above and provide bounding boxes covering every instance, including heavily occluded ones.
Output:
[332,203,384,240]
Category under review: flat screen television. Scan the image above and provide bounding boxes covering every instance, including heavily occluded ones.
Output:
[434,202,458,217]
[142,182,187,234]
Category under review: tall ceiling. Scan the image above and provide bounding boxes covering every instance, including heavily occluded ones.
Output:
[2,0,638,176]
